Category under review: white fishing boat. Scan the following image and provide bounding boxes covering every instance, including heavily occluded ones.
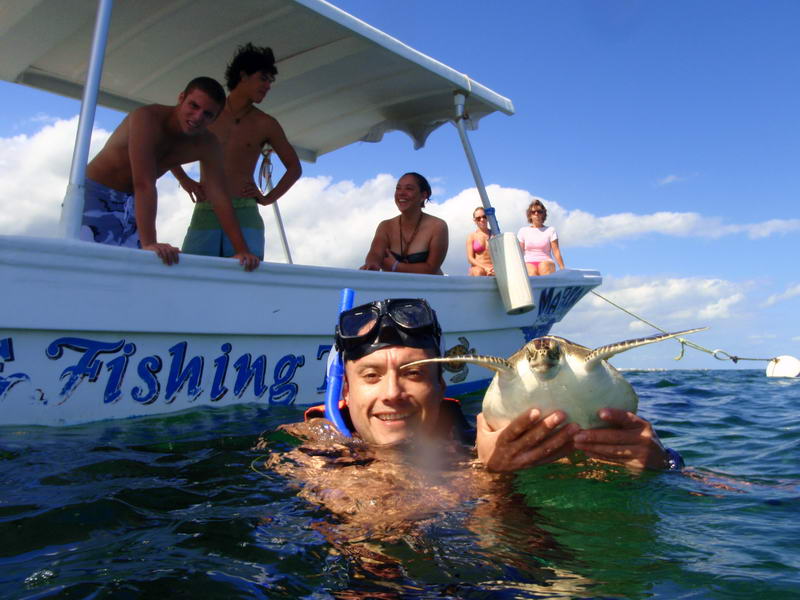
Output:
[0,0,601,426]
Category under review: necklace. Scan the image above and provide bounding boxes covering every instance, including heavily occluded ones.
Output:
[226,100,253,125]
[399,213,423,258]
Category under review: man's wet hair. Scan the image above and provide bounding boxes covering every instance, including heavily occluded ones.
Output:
[225,43,278,91]
[182,76,226,107]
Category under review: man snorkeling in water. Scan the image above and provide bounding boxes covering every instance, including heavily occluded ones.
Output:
[258,299,682,588]
[303,297,681,473]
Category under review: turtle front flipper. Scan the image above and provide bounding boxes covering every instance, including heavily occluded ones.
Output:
[584,327,707,369]
[403,354,514,375]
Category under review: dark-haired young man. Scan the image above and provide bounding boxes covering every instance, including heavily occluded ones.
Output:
[83,77,260,270]
[176,44,301,259]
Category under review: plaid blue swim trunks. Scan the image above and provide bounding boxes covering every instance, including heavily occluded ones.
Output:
[79,179,140,248]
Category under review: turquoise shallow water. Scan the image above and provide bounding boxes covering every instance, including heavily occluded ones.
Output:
[1,369,798,599]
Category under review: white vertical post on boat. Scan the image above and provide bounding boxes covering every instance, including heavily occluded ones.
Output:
[271,197,293,264]
[60,0,114,240]
[259,147,293,263]
[452,92,500,234]
[453,91,534,314]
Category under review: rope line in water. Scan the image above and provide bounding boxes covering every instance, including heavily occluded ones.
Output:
[590,291,776,364]
[250,454,272,480]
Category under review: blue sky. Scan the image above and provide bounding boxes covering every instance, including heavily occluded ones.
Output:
[1,0,798,370]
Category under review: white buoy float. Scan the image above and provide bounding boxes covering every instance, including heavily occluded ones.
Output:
[766,355,800,378]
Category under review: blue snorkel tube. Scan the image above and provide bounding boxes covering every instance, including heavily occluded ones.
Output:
[324,288,354,437]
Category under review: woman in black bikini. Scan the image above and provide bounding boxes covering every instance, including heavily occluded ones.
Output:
[359,172,449,275]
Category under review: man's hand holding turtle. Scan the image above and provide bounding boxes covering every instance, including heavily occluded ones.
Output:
[572,408,669,471]
[476,408,580,472]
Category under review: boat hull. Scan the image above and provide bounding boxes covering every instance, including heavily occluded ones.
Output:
[1,236,600,425]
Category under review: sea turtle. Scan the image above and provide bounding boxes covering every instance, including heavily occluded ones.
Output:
[406,328,705,430]
[443,336,476,383]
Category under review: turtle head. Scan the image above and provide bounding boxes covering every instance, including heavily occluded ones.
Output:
[524,338,562,379]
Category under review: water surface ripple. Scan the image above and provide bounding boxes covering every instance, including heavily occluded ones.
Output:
[1,370,797,598]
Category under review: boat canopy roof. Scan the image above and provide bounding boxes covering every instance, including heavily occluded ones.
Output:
[0,0,514,162]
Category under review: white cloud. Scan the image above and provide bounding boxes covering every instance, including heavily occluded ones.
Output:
[762,283,800,307]
[153,175,198,248]
[693,292,746,320]
[545,274,799,368]
[262,174,398,268]
[746,219,800,239]
[29,113,61,125]
[747,333,777,341]
[555,275,749,345]
[0,117,109,237]
[656,174,683,186]
[557,210,800,245]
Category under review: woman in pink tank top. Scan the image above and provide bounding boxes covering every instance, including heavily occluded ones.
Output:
[517,199,565,276]
[466,206,494,276]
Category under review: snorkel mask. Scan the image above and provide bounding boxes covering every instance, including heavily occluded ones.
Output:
[334,298,443,361]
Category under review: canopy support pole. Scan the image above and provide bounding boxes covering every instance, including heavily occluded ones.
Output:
[452,92,500,235]
[271,200,293,264]
[259,147,293,263]
[59,0,114,240]
[452,92,534,314]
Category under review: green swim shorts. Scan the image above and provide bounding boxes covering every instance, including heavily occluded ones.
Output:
[182,197,265,259]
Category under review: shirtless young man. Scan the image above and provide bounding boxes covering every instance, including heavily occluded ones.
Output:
[174,44,301,259]
[82,77,260,270]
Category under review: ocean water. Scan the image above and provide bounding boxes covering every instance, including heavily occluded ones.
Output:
[0,369,798,599]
